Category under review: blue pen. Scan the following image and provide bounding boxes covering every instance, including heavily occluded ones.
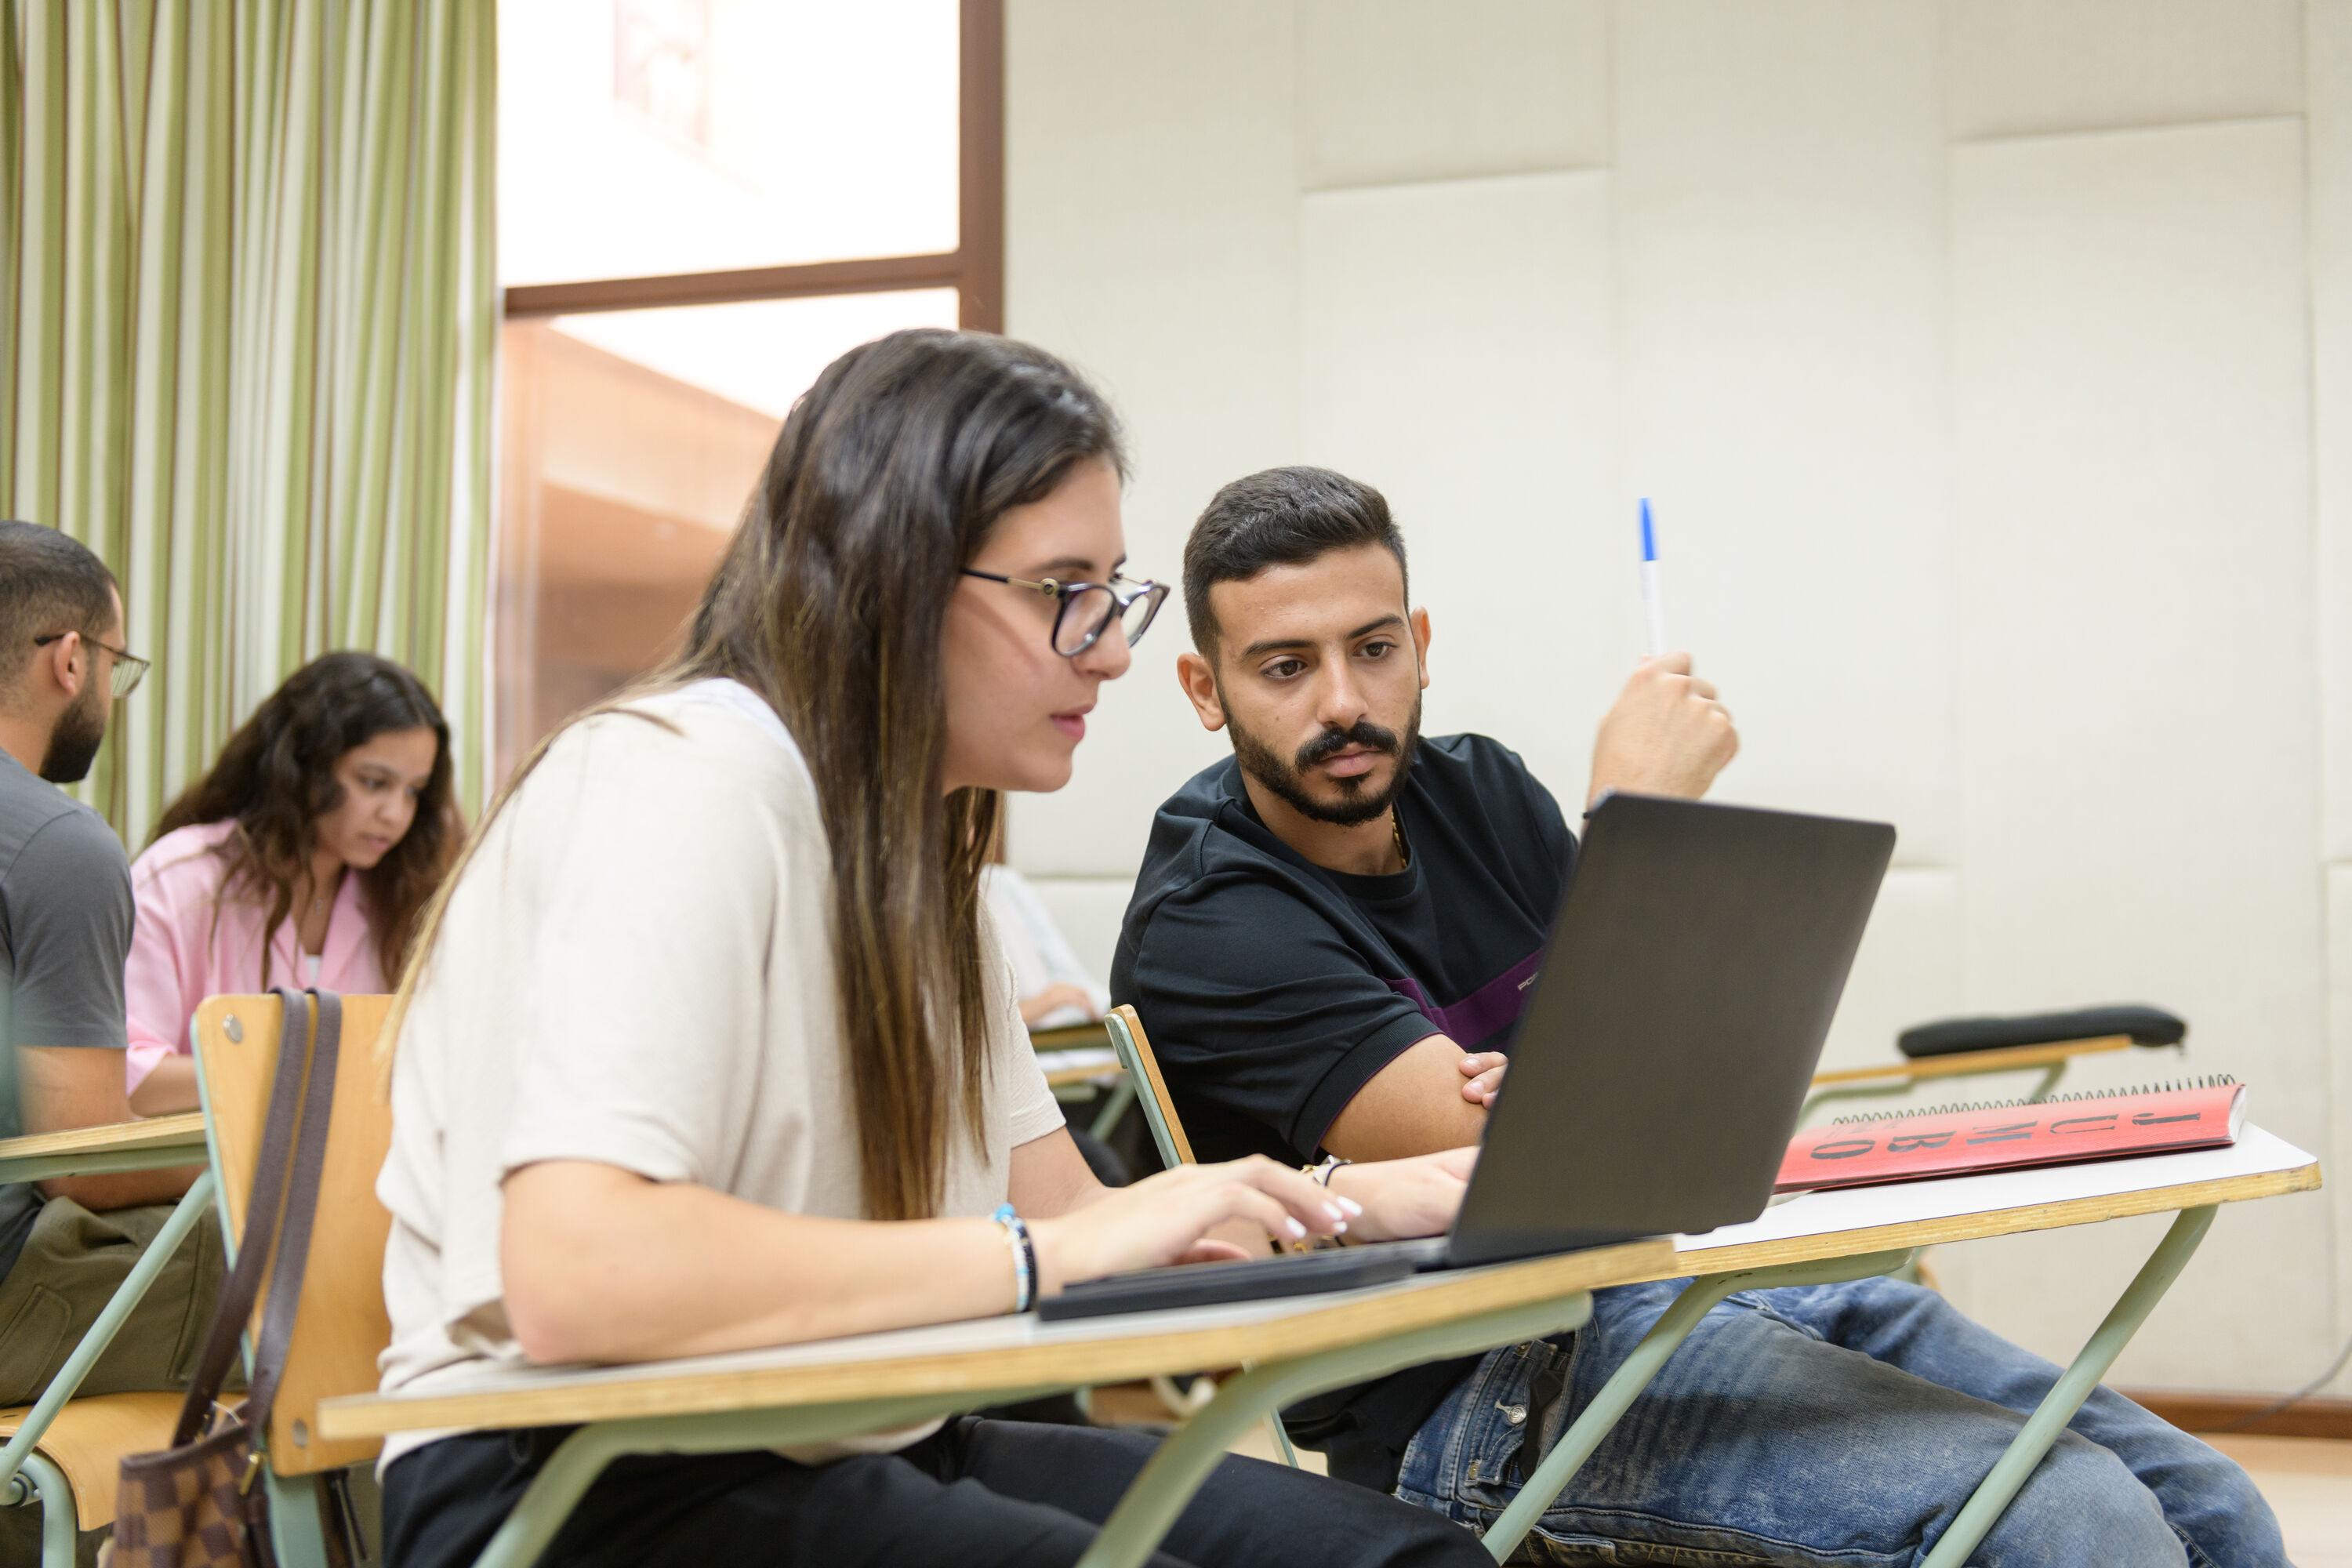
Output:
[1639,499,1666,658]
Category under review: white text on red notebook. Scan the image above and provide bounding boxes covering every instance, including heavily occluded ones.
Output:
[1777,1078,2245,1192]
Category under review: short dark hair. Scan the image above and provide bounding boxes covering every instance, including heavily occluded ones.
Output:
[0,521,118,699]
[1182,466,1408,657]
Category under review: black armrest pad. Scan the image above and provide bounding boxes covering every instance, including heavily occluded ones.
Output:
[1896,1005,2186,1060]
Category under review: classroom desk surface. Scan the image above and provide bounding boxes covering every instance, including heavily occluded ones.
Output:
[1658,1123,2317,1279]
[317,1236,1675,1440]
[0,1111,210,1185]
[0,1112,207,1164]
[1807,1033,2133,1087]
[317,1127,2318,1445]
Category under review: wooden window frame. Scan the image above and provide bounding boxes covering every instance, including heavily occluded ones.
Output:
[501,0,1004,331]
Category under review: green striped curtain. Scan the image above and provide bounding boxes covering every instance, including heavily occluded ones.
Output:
[0,0,496,841]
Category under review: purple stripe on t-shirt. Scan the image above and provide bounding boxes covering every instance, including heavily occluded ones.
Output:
[1384,948,1545,1049]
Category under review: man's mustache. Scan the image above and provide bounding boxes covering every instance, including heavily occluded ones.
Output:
[1296,722,1402,771]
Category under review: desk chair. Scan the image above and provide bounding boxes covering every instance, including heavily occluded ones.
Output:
[1798,1005,2187,1123]
[189,993,396,1565]
[0,1113,212,1564]
[1103,1003,2274,1567]
[1031,1020,1138,1145]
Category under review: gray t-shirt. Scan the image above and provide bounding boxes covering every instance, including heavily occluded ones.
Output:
[0,748,135,1276]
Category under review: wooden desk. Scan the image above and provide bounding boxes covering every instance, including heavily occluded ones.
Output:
[321,1237,1670,1568]
[1807,1033,2132,1087]
[318,1236,1671,1439]
[0,1112,216,1547]
[317,1134,2318,1568]
[1668,1122,2317,1278]
[1475,1126,2321,1567]
[1029,1021,1116,1053]
[0,1111,208,1185]
[1800,1033,2154,1120]
[1032,1022,1134,1138]
[1036,1044,1123,1089]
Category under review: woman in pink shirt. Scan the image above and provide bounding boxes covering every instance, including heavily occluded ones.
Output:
[125,652,458,1113]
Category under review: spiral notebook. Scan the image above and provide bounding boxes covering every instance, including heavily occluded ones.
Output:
[1777,1076,2246,1193]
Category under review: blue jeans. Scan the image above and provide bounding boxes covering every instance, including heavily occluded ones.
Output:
[1392,1277,2284,1567]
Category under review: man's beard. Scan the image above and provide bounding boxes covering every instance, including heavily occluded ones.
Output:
[1228,691,1422,829]
[39,682,107,784]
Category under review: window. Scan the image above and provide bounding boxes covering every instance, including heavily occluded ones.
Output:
[494,0,1000,777]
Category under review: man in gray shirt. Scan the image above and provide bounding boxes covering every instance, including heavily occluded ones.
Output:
[0,521,221,1422]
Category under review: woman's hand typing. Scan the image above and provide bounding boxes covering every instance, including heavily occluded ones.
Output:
[1027,1155,1359,1296]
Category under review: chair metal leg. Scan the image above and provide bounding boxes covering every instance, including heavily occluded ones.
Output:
[1233,1360,1304,1468]
[265,1469,335,1568]
[2023,1062,2067,1102]
[0,1169,218,1497]
[9,1451,78,1568]
[1088,1078,1138,1144]
[1480,1247,1915,1562]
[1918,1204,2217,1568]
[1799,1058,2074,1123]
[1265,1412,1303,1469]
[1074,1290,1597,1568]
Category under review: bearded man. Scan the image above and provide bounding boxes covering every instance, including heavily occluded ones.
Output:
[1110,466,2280,1568]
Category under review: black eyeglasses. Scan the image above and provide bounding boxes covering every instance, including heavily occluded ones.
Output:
[960,569,1170,657]
[33,632,149,699]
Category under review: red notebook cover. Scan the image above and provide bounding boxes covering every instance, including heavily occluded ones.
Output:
[1777,1077,2245,1192]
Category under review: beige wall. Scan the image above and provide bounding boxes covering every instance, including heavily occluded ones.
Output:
[1005,0,2349,1396]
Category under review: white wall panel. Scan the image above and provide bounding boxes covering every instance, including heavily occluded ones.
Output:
[1004,1,1302,877]
[1811,867,1964,1080]
[2331,864,2352,1394]
[1025,876,1138,991]
[1949,118,2330,1385]
[1002,1,2348,1398]
[1946,0,2303,141]
[2313,0,2352,864]
[1298,172,1621,811]
[1614,1,1960,861]
[1296,0,1610,189]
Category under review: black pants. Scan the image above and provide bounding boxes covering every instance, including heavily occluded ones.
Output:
[383,1417,1488,1568]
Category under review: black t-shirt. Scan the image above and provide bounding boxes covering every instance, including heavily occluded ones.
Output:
[1111,733,1577,1490]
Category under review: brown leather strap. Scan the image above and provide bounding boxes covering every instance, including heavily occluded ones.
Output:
[170,988,340,1448]
[243,988,339,1436]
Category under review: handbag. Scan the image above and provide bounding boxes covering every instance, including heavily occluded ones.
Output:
[111,987,343,1568]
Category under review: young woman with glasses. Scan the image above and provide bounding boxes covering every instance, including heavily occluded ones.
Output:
[373,330,1485,1568]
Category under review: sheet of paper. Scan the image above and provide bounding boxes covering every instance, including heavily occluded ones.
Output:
[1685,1123,2312,1254]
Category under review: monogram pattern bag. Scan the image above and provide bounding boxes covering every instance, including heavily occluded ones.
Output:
[111,988,343,1568]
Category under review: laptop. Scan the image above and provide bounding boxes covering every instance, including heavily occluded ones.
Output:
[1039,793,1896,1320]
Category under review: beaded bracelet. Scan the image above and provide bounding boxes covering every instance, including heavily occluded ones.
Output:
[992,1203,1037,1314]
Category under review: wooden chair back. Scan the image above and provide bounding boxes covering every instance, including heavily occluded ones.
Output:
[1103,1005,1196,1167]
[192,993,394,1477]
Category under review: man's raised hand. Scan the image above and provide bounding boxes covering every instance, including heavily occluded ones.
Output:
[1587,652,1738,808]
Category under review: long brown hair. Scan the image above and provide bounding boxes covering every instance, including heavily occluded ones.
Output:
[154,651,457,987]
[395,331,1123,1221]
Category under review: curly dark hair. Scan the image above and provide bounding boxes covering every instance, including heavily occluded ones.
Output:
[153,652,457,987]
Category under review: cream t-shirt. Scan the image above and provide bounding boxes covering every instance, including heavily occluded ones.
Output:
[374,680,1065,1466]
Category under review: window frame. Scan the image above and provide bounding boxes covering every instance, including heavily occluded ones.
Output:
[500,0,1004,331]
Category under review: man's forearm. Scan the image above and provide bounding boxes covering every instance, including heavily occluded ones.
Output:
[40,1166,201,1209]
[1323,1033,1489,1160]
[20,1044,203,1208]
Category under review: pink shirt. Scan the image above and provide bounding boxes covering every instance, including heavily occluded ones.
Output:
[125,820,385,1090]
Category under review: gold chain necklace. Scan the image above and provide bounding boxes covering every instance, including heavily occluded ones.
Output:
[1391,807,1411,871]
